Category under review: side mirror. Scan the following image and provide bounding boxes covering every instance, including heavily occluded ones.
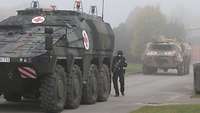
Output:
[45,28,54,50]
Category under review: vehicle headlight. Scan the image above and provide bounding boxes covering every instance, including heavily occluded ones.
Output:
[146,51,158,56]
[164,51,176,56]
[19,58,31,63]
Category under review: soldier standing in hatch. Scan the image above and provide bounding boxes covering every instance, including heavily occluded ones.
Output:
[112,50,127,97]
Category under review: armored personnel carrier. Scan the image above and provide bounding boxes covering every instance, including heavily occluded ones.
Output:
[142,38,190,75]
[0,1,114,113]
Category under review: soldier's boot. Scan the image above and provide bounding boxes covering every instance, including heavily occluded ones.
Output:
[115,92,119,97]
[121,92,125,96]
[119,73,125,96]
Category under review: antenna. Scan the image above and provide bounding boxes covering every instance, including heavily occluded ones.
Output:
[90,5,98,16]
[50,5,57,10]
[102,0,104,20]
[31,0,40,8]
[74,0,83,12]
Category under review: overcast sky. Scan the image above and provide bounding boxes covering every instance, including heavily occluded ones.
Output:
[0,0,200,27]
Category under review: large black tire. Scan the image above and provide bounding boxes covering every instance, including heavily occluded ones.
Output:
[40,65,67,113]
[65,65,82,109]
[193,63,200,94]
[4,92,21,102]
[163,69,168,72]
[151,67,158,74]
[143,65,150,74]
[143,65,157,75]
[97,64,111,102]
[81,64,97,104]
[184,62,190,75]
[177,63,184,75]
[186,65,190,74]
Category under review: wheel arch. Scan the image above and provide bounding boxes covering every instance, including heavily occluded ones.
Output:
[103,57,112,68]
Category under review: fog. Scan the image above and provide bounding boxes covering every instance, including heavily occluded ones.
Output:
[0,0,200,28]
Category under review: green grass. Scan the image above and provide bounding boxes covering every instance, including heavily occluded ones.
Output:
[130,104,200,113]
[126,63,142,75]
[191,94,200,98]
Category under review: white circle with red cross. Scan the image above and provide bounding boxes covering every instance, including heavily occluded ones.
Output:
[32,16,45,24]
[82,30,90,50]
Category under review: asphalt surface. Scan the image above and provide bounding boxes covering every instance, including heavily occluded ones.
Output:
[0,69,199,113]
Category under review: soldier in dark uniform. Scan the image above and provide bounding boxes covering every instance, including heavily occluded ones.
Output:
[112,50,127,97]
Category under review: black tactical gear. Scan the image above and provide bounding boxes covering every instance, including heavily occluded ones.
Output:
[117,50,123,56]
[112,52,127,96]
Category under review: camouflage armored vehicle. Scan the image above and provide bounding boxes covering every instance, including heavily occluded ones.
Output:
[0,1,114,113]
[142,38,188,75]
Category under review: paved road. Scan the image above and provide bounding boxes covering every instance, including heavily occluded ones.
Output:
[0,69,199,113]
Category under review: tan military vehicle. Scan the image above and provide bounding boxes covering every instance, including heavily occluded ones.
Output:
[142,38,190,75]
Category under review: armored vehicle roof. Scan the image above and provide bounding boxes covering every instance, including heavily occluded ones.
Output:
[147,41,182,52]
[18,8,103,20]
[0,8,103,26]
[0,8,114,58]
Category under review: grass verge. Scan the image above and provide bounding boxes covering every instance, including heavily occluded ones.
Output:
[126,63,142,75]
[130,104,200,113]
[191,94,200,98]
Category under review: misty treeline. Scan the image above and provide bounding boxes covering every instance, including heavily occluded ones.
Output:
[113,6,186,63]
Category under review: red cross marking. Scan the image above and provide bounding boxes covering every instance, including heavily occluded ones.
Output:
[83,33,88,47]
[34,17,43,22]
[82,30,90,50]
[32,16,45,24]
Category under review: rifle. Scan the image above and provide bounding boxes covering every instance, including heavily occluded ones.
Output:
[113,59,122,73]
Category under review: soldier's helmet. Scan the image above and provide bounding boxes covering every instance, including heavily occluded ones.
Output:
[117,50,123,56]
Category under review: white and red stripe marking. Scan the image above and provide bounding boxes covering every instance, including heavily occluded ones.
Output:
[18,67,37,79]
[82,30,90,50]
[32,16,45,24]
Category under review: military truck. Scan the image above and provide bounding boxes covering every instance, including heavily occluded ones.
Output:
[0,1,114,113]
[142,38,190,75]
